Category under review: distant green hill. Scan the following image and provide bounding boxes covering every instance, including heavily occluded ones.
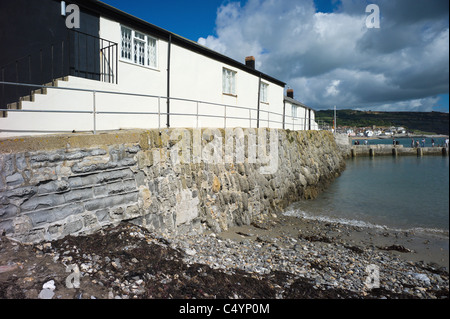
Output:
[316,110,449,135]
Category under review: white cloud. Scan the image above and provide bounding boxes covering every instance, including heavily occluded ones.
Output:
[325,80,341,97]
[197,0,449,111]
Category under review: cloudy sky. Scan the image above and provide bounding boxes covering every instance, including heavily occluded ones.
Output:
[105,0,448,112]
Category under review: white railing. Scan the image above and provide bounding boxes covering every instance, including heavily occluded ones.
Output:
[0,81,319,135]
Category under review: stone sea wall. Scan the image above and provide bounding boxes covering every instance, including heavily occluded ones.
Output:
[0,129,345,243]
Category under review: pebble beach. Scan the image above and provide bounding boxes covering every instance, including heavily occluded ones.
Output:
[1,212,448,300]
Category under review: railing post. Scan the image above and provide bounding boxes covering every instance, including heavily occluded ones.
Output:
[40,49,43,85]
[224,105,227,128]
[196,101,199,129]
[51,44,54,81]
[1,68,4,109]
[15,61,19,98]
[61,40,64,79]
[115,42,118,84]
[28,55,32,83]
[158,96,161,130]
[93,91,97,134]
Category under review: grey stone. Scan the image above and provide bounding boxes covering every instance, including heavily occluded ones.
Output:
[27,203,84,226]
[63,220,83,235]
[21,194,66,212]
[84,192,138,212]
[126,145,141,154]
[2,154,15,176]
[64,151,90,161]
[37,180,70,195]
[38,288,55,299]
[64,188,93,203]
[95,209,110,223]
[83,214,98,227]
[0,220,13,235]
[89,149,108,156]
[30,152,64,164]
[6,186,37,200]
[0,204,19,219]
[53,204,84,222]
[15,154,28,171]
[6,173,24,187]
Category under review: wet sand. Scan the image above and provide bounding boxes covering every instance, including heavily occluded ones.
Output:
[217,213,449,270]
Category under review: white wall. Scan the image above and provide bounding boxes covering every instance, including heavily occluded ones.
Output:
[0,16,291,138]
[284,101,319,131]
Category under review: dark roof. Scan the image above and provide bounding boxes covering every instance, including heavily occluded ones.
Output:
[284,96,315,111]
[73,0,286,87]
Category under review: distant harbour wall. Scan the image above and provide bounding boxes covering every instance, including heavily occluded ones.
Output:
[351,144,449,157]
[0,128,346,244]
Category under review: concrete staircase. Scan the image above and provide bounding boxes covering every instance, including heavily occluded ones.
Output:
[1,77,69,118]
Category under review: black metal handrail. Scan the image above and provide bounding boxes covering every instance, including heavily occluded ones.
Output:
[0,29,118,110]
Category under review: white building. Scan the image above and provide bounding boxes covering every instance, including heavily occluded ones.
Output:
[364,130,374,137]
[0,0,318,137]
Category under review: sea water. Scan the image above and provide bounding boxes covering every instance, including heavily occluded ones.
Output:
[285,155,449,234]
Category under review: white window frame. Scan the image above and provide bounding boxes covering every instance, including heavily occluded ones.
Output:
[260,82,269,103]
[121,25,158,70]
[292,105,298,118]
[222,68,237,96]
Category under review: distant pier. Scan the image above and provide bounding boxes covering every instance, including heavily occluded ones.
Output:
[351,145,449,157]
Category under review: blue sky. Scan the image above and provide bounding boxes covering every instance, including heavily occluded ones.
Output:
[101,0,449,113]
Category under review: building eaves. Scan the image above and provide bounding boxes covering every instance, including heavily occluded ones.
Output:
[72,0,286,88]
[284,96,315,111]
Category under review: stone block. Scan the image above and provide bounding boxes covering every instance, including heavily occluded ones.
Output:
[64,188,93,203]
[63,220,83,236]
[93,180,136,197]
[95,209,110,223]
[83,213,98,228]
[21,193,67,212]
[68,174,98,188]
[26,203,84,227]
[37,180,70,195]
[6,173,24,187]
[0,204,19,219]
[5,186,37,200]
[16,154,28,171]
[84,192,138,212]
[0,219,13,234]
[63,151,90,161]
[89,149,108,157]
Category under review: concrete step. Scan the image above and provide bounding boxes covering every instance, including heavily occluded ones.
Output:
[7,101,22,110]
[32,87,48,96]
[20,95,34,102]
[1,76,68,119]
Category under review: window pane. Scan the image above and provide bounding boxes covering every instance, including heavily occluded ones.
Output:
[121,27,132,60]
[134,39,145,65]
[135,31,145,40]
[223,69,236,95]
[260,83,268,103]
[147,37,157,68]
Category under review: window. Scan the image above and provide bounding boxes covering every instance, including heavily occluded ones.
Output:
[292,105,297,118]
[121,26,132,61]
[121,26,158,69]
[222,68,236,95]
[260,82,269,103]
